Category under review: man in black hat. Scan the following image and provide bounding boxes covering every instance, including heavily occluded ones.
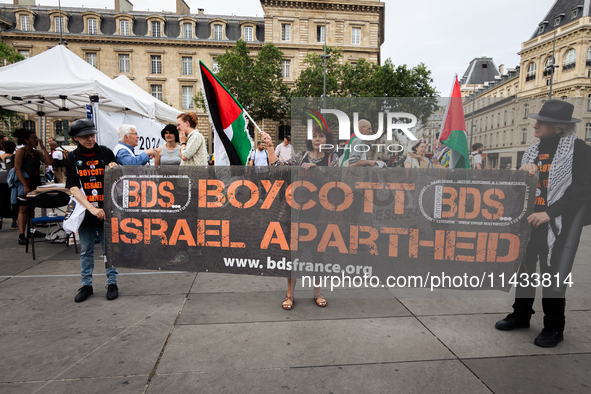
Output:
[495,99,591,347]
[65,119,120,303]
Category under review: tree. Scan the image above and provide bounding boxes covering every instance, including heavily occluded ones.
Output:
[194,40,290,124]
[0,41,25,137]
[293,46,344,98]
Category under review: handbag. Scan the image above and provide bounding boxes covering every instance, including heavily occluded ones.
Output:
[63,187,86,234]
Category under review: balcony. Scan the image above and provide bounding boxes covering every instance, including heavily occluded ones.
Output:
[525,74,536,82]
[563,62,576,71]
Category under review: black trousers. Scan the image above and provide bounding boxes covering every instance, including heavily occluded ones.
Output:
[513,224,566,331]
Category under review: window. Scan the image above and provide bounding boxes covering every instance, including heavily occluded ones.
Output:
[183,23,193,39]
[18,50,30,59]
[54,121,63,136]
[282,59,291,79]
[212,58,218,73]
[20,15,30,31]
[524,104,529,118]
[572,8,580,19]
[182,86,194,109]
[119,54,130,73]
[588,94,591,112]
[538,23,546,34]
[151,21,161,38]
[564,49,576,71]
[120,20,130,36]
[214,24,223,40]
[88,18,97,35]
[86,53,97,68]
[244,26,253,42]
[151,85,163,101]
[55,17,65,33]
[352,27,361,45]
[544,56,554,76]
[317,25,325,43]
[278,125,291,141]
[587,47,591,67]
[23,120,35,132]
[182,56,193,75]
[281,24,290,41]
[554,16,562,26]
[526,62,536,81]
[586,123,591,142]
[151,55,162,74]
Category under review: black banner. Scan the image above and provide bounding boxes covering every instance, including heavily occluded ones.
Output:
[105,166,537,291]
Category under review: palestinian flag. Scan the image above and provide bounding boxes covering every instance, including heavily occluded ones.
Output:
[199,60,253,165]
[439,75,470,169]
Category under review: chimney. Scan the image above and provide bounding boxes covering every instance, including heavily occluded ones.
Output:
[177,0,190,15]
[13,0,36,5]
[114,0,133,13]
[198,8,205,15]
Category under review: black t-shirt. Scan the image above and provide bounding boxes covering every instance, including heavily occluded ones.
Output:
[65,144,116,228]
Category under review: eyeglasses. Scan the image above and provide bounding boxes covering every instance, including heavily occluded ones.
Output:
[128,132,138,136]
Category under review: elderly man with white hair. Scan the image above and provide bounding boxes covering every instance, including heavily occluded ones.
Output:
[113,124,156,166]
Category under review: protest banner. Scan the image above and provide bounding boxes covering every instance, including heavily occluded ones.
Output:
[105,166,537,291]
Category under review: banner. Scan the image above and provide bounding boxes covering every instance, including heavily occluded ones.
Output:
[105,166,537,291]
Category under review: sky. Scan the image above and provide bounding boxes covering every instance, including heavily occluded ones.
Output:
[1,0,558,95]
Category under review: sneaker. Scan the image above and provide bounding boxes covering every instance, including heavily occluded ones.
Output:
[18,234,27,245]
[32,230,45,238]
[495,313,530,331]
[11,222,18,229]
[534,328,564,347]
[106,284,119,300]
[75,285,93,303]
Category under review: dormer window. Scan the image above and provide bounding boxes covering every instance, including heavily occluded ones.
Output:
[178,17,196,40]
[15,9,36,32]
[538,21,548,34]
[554,14,564,27]
[240,21,257,42]
[210,19,227,40]
[572,6,583,19]
[147,16,166,38]
[48,10,70,33]
[82,12,102,35]
[184,23,193,39]
[115,14,135,36]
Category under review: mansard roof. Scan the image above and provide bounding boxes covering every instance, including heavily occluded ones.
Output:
[460,57,500,86]
[531,0,589,39]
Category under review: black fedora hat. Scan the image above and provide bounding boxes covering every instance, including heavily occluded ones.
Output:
[528,99,581,123]
[161,124,179,142]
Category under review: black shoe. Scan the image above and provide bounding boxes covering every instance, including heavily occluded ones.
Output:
[75,285,93,303]
[534,328,564,347]
[106,284,119,300]
[18,234,27,245]
[495,313,530,331]
[32,230,45,238]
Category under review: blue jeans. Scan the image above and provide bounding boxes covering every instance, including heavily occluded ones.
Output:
[79,226,118,287]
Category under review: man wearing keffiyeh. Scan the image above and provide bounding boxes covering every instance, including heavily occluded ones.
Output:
[495,100,591,347]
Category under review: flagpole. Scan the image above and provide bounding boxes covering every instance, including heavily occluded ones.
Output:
[244,110,263,134]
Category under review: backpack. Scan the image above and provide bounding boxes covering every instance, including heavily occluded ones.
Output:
[45,228,69,244]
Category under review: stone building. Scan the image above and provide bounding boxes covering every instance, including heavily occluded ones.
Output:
[0,0,384,149]
[461,0,591,169]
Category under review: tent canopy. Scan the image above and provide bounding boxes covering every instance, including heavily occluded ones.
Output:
[114,75,182,124]
[0,45,155,119]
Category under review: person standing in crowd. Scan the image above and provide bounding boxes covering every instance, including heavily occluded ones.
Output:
[0,135,8,154]
[341,119,384,167]
[49,141,67,183]
[113,125,156,166]
[471,143,484,169]
[248,140,269,167]
[404,140,427,168]
[155,124,182,166]
[177,112,208,166]
[264,125,339,310]
[12,128,52,245]
[65,119,119,303]
[275,134,295,163]
[495,100,591,347]
[0,140,18,231]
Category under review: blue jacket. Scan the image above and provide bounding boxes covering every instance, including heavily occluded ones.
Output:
[114,142,150,166]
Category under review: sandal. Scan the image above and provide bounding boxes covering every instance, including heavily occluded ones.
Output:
[282,295,294,310]
[314,294,327,307]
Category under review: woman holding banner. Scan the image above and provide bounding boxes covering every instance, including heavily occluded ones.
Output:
[155,124,182,166]
[261,125,337,310]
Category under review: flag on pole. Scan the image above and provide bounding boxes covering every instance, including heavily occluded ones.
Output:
[199,60,254,165]
[439,75,470,169]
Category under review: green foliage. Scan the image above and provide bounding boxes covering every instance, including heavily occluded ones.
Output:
[0,41,25,65]
[194,40,290,124]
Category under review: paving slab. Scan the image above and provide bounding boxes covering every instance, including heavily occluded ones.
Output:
[464,354,591,394]
[0,325,169,382]
[0,382,47,394]
[0,281,185,331]
[418,311,591,359]
[148,360,489,394]
[192,272,293,293]
[35,376,148,394]
[178,289,409,325]
[157,317,454,374]
[396,297,512,316]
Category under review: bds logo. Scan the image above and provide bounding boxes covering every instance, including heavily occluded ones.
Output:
[111,175,191,213]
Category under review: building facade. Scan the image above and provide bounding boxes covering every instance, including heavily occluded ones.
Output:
[0,0,384,148]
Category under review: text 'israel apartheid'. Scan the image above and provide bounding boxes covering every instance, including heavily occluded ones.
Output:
[104,166,537,291]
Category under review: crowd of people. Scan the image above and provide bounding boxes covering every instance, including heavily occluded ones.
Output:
[0,99,588,349]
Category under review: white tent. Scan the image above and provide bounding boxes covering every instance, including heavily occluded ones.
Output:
[0,45,155,119]
[114,75,181,123]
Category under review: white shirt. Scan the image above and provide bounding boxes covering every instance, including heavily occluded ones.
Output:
[275,142,295,162]
[471,151,482,168]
